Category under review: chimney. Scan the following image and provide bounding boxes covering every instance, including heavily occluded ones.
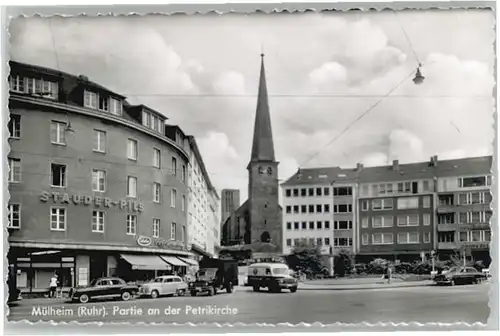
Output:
[356,163,364,171]
[392,160,399,171]
[430,155,438,167]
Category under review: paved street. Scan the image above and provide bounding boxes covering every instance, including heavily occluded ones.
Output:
[8,283,490,324]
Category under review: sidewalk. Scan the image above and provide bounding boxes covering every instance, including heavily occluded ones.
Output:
[299,280,434,290]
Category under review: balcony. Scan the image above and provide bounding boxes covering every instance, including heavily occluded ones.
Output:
[436,204,455,214]
[461,241,490,250]
[472,223,491,230]
[436,223,458,232]
[437,242,458,250]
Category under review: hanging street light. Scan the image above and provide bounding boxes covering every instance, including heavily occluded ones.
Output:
[413,64,425,85]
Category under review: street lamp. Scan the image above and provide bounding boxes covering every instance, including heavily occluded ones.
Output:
[413,65,425,85]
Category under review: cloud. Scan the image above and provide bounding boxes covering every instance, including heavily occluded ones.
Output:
[9,11,494,205]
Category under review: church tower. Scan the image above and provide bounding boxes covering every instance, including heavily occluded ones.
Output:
[247,54,282,250]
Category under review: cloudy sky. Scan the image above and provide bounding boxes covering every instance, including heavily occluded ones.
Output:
[10,10,495,203]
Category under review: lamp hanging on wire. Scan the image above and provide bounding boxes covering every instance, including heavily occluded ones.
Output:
[413,63,425,85]
[394,11,425,85]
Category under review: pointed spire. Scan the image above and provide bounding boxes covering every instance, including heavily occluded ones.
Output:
[250,53,275,163]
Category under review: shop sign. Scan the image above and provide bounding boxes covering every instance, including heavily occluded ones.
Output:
[137,236,186,251]
[40,191,144,212]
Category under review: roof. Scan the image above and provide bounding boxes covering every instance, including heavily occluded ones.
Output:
[9,60,127,99]
[249,54,275,163]
[130,104,167,119]
[282,155,493,186]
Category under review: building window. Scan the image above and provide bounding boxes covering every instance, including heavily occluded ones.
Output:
[182,165,187,183]
[316,238,323,246]
[334,238,352,247]
[8,158,21,183]
[334,204,352,213]
[291,189,298,197]
[294,222,299,230]
[324,187,330,196]
[423,196,431,208]
[423,214,431,226]
[301,205,307,213]
[50,121,66,145]
[397,197,419,210]
[459,192,487,205]
[324,237,330,245]
[142,111,150,127]
[285,189,291,197]
[153,148,161,168]
[423,180,430,192]
[372,198,393,210]
[293,238,299,246]
[301,188,307,197]
[308,188,314,196]
[8,114,21,139]
[362,233,369,245]
[309,221,314,229]
[98,95,109,112]
[9,75,25,93]
[316,188,322,196]
[7,204,21,229]
[397,232,419,244]
[324,221,330,229]
[362,217,369,228]
[182,226,186,243]
[301,222,307,229]
[308,205,314,213]
[286,206,292,214]
[372,216,393,228]
[172,157,177,176]
[127,139,138,160]
[171,189,177,207]
[50,207,66,231]
[171,222,177,240]
[424,232,431,243]
[361,200,369,211]
[458,176,489,188]
[110,98,122,115]
[286,239,292,246]
[91,210,105,233]
[334,187,352,196]
[92,169,106,192]
[316,221,322,229]
[335,220,353,230]
[372,233,393,245]
[324,204,330,213]
[126,215,137,235]
[182,195,186,211]
[152,219,160,238]
[93,129,106,153]
[51,163,67,187]
[127,176,137,198]
[153,183,161,203]
[316,204,322,213]
[286,222,292,230]
[361,185,369,196]
[293,205,299,214]
[84,90,98,109]
[397,214,419,227]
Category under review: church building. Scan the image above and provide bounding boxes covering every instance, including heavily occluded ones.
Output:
[221,54,283,253]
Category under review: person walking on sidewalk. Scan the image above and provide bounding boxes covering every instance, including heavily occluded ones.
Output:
[49,274,58,298]
[380,265,392,284]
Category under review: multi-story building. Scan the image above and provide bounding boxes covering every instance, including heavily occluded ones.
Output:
[434,156,492,264]
[281,167,358,256]
[220,189,240,245]
[6,61,198,294]
[281,155,492,266]
[181,135,220,260]
[357,159,436,262]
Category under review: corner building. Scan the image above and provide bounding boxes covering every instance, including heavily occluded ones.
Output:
[6,61,197,294]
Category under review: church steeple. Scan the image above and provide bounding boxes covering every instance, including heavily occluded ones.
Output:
[249,53,276,164]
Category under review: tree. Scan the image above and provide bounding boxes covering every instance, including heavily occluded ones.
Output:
[334,249,355,277]
[288,241,323,277]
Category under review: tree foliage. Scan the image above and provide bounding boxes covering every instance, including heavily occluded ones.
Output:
[334,249,355,277]
[287,242,324,276]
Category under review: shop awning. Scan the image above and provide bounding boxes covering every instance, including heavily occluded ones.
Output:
[120,254,171,271]
[177,257,198,266]
[160,255,189,267]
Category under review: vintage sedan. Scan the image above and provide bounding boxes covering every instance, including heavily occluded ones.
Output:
[69,277,139,304]
[139,275,188,298]
[434,266,487,286]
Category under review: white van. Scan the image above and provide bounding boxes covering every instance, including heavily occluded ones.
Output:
[247,263,298,293]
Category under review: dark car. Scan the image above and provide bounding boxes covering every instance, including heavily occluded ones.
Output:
[69,277,139,303]
[434,266,487,286]
[189,258,238,296]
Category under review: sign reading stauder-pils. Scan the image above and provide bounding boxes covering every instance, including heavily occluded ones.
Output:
[136,235,187,251]
[40,191,144,212]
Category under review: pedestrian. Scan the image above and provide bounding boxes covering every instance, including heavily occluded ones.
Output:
[386,265,392,284]
[49,274,58,298]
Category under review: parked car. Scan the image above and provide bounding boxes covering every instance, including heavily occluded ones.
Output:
[69,277,139,303]
[189,257,238,296]
[139,275,188,298]
[247,262,298,293]
[434,266,487,286]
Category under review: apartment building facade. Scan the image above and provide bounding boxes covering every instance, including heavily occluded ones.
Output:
[281,167,358,256]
